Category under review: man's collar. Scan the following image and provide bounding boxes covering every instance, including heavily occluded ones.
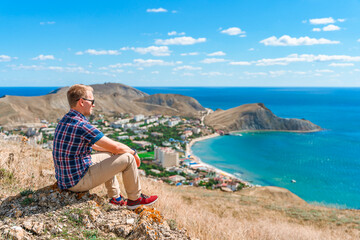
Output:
[69,109,87,120]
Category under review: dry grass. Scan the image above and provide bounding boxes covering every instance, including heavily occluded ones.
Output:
[1,139,359,240]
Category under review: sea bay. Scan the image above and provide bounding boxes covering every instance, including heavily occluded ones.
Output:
[139,87,360,209]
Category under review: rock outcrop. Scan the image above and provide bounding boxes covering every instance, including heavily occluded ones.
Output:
[205,103,321,132]
[0,184,192,240]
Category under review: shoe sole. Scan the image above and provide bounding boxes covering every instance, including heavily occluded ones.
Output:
[127,198,158,210]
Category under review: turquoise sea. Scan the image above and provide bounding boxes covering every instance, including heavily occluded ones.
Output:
[1,86,360,209]
[136,87,360,209]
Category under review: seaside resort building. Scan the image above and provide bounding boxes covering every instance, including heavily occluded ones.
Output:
[154,146,179,168]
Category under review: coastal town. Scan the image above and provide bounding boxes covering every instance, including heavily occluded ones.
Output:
[0,112,248,193]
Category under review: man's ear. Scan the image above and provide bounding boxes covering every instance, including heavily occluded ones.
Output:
[77,99,84,107]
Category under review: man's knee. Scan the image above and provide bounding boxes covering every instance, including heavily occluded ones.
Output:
[113,152,135,165]
[123,152,136,165]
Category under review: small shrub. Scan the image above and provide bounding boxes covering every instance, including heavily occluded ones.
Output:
[83,229,98,239]
[167,219,177,230]
[236,182,246,191]
[21,197,34,206]
[20,189,34,196]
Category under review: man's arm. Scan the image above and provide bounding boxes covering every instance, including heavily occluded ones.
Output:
[94,136,141,167]
[92,144,108,152]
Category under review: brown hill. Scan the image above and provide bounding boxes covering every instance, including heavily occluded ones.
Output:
[239,186,307,206]
[205,103,321,132]
[135,94,205,116]
[0,83,204,125]
[1,139,359,240]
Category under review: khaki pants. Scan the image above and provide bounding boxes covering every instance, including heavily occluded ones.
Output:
[68,152,141,200]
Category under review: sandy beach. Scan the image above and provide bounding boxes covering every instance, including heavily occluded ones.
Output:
[186,133,249,184]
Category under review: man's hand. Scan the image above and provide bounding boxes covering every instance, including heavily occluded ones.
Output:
[134,153,141,168]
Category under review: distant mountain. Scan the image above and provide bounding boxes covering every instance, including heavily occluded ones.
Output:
[0,83,204,125]
[204,103,321,132]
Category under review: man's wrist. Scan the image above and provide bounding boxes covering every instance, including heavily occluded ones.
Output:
[131,148,137,156]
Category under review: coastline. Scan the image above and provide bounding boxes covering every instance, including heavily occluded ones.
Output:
[186,133,250,185]
[186,129,322,184]
[229,129,322,134]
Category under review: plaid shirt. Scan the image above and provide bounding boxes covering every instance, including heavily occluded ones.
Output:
[52,109,104,189]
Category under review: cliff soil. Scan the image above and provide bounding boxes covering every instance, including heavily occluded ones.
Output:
[1,139,359,240]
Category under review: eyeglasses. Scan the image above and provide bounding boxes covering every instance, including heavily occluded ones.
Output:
[78,98,95,105]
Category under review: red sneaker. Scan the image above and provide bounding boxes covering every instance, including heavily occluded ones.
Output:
[109,195,127,206]
[127,193,158,210]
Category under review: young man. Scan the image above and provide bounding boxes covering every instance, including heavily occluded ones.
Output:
[52,84,158,209]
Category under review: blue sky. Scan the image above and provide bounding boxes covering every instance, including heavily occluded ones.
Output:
[1,0,360,87]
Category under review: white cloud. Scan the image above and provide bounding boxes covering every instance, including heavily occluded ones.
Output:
[40,21,55,25]
[292,71,307,75]
[312,28,321,32]
[207,51,226,56]
[221,27,245,36]
[354,69,360,72]
[269,70,286,76]
[0,55,17,62]
[260,35,340,46]
[244,72,267,76]
[105,59,181,69]
[180,52,199,56]
[309,17,335,25]
[323,24,340,31]
[171,10,177,14]
[337,18,346,22]
[76,49,120,55]
[32,54,55,60]
[132,46,171,56]
[110,69,124,73]
[147,8,167,13]
[168,31,185,36]
[248,48,255,51]
[151,71,159,74]
[10,64,93,74]
[229,61,251,66]
[173,65,202,71]
[155,36,206,45]
[182,72,194,76]
[201,72,222,76]
[357,39,360,42]
[329,63,354,67]
[201,58,226,64]
[133,59,181,67]
[316,69,334,73]
[255,54,360,66]
[201,72,232,76]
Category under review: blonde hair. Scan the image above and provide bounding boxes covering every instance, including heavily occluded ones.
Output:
[67,84,94,107]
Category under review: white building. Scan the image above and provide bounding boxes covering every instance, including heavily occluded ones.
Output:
[134,114,145,122]
[145,117,158,124]
[155,146,179,168]
[117,135,129,140]
[158,118,169,125]
[133,140,152,148]
[192,128,201,134]
[111,118,131,128]
[41,127,55,136]
[168,119,180,127]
